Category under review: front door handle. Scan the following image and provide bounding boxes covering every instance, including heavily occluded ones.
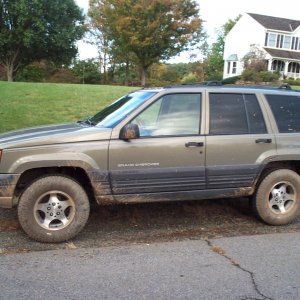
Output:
[255,138,272,144]
[185,142,204,148]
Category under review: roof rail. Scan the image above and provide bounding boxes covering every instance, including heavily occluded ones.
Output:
[163,82,300,92]
[200,81,223,86]
[165,81,223,88]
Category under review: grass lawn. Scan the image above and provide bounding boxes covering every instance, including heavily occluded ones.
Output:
[0,81,299,134]
[0,81,138,133]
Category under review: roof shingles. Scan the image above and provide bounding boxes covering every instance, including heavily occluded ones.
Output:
[264,48,300,60]
[248,13,300,32]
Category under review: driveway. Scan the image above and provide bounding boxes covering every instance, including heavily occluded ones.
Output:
[0,232,299,299]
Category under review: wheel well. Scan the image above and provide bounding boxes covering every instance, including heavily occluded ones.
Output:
[14,167,94,202]
[256,161,300,188]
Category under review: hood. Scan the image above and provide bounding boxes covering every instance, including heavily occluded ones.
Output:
[0,123,112,149]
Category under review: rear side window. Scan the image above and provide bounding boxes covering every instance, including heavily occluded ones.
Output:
[209,93,267,135]
[265,94,300,133]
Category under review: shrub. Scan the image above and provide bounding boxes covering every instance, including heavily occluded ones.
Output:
[181,72,199,84]
[47,68,79,84]
[15,64,48,82]
[259,71,280,82]
[284,78,300,86]
[222,76,241,84]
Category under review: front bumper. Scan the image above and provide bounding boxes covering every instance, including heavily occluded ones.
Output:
[0,174,20,208]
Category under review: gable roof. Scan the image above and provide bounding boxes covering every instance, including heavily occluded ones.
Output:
[248,13,300,32]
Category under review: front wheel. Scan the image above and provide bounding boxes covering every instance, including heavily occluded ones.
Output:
[252,169,300,225]
[18,175,90,243]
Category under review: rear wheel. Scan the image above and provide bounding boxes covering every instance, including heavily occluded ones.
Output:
[252,169,300,225]
[18,175,90,243]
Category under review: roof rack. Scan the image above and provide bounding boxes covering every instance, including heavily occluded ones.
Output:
[224,83,299,91]
[163,82,300,92]
[165,81,223,88]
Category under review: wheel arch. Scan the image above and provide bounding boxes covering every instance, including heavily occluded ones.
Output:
[13,166,95,206]
[255,160,300,191]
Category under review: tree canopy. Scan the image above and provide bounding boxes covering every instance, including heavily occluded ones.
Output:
[204,15,241,80]
[89,0,203,86]
[0,0,85,81]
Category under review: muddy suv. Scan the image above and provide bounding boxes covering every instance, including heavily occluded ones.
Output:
[1,84,300,242]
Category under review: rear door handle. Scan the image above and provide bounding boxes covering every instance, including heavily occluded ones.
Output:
[185,142,204,148]
[255,138,272,144]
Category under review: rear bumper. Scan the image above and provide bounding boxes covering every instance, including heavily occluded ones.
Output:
[0,174,20,208]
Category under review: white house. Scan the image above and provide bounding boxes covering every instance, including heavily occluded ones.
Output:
[223,13,300,79]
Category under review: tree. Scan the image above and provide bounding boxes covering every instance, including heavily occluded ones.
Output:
[72,59,101,84]
[89,0,202,86]
[203,15,241,80]
[0,0,85,81]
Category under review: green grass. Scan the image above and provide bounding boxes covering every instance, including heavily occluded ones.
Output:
[1,81,299,134]
[0,81,138,133]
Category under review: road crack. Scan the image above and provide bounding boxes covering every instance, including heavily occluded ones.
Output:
[205,239,273,300]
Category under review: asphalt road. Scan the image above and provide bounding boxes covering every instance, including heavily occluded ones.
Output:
[1,199,300,299]
[0,232,299,300]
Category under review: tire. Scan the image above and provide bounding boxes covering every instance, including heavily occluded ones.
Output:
[18,175,90,243]
[252,169,300,225]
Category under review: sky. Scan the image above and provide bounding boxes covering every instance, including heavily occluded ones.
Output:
[75,0,300,62]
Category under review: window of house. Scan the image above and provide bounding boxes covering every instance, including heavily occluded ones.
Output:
[276,34,284,48]
[292,37,296,50]
[227,61,231,74]
[209,93,267,135]
[232,62,237,74]
[265,33,269,46]
[265,94,300,133]
[291,37,299,50]
[283,36,291,49]
[131,94,201,137]
[288,62,300,73]
[268,33,276,47]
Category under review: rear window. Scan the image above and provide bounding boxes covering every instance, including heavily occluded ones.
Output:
[209,93,267,135]
[265,94,300,133]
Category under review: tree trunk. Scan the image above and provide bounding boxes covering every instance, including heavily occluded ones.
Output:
[140,66,147,87]
[6,64,14,82]
[124,60,129,86]
[3,50,20,82]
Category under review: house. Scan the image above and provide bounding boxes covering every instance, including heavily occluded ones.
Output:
[223,13,300,79]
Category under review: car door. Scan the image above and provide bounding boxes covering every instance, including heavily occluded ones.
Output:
[205,91,276,190]
[109,93,206,195]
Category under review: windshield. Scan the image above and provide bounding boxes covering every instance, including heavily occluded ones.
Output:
[89,91,157,128]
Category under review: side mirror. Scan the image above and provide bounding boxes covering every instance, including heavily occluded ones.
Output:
[120,123,140,140]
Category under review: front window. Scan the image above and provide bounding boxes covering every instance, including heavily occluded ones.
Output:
[90,91,156,127]
[131,94,201,137]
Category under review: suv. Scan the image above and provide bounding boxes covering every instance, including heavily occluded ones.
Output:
[1,84,300,242]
